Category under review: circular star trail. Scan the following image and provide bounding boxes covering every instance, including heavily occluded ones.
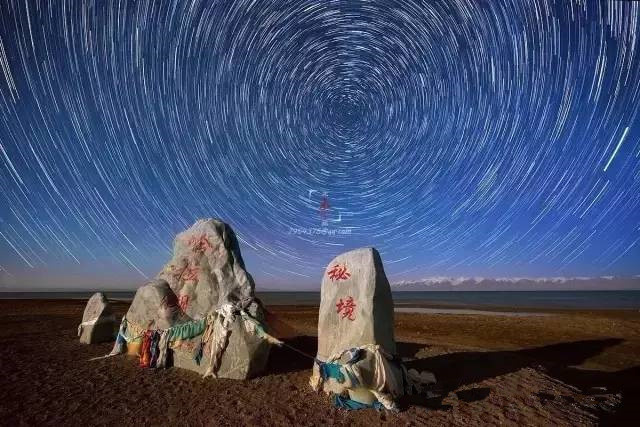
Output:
[0,1,639,288]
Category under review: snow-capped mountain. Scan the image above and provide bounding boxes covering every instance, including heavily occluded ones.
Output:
[392,276,640,291]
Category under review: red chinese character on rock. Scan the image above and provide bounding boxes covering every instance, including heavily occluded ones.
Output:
[336,296,356,320]
[188,234,213,254]
[328,264,350,281]
[178,295,190,312]
[181,264,199,282]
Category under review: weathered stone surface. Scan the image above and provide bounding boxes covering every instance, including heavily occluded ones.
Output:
[172,300,271,379]
[157,219,255,319]
[126,279,191,330]
[147,219,271,379]
[316,247,396,361]
[78,292,117,344]
[312,247,401,404]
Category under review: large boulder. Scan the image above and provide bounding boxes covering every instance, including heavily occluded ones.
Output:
[157,219,255,318]
[150,219,271,379]
[311,247,404,409]
[170,300,271,380]
[317,247,396,360]
[78,292,117,344]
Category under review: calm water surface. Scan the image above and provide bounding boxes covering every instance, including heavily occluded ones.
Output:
[2,290,639,309]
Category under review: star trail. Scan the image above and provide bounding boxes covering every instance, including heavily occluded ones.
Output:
[0,0,639,289]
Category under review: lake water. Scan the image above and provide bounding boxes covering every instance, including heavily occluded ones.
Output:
[1,290,639,309]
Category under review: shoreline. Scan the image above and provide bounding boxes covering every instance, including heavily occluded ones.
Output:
[394,307,553,317]
[1,289,639,312]
[1,296,639,315]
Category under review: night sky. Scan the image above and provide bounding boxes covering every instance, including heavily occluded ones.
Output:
[0,0,639,290]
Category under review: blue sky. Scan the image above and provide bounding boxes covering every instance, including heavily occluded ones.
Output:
[0,0,639,290]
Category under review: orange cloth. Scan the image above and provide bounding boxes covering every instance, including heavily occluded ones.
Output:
[139,330,153,368]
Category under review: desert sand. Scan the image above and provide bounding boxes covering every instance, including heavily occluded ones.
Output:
[0,299,638,426]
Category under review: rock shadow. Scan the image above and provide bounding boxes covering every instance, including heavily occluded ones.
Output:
[265,336,636,424]
[401,338,627,415]
[265,337,429,375]
[265,335,318,375]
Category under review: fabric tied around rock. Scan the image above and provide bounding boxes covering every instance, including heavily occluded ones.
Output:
[168,318,207,342]
[203,305,236,378]
[77,314,117,337]
[312,344,408,411]
[90,299,280,375]
[77,318,97,336]
[139,330,153,368]
[201,303,283,378]
[149,331,161,368]
[317,360,346,383]
[332,394,384,411]
[156,330,171,368]
[88,317,129,360]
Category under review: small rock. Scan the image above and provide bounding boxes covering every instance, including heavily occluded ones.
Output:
[78,292,117,344]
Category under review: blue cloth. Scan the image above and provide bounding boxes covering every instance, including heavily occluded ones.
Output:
[344,369,359,387]
[345,348,364,364]
[111,318,128,354]
[115,331,127,346]
[194,341,204,366]
[167,318,207,341]
[332,395,384,411]
[316,360,345,383]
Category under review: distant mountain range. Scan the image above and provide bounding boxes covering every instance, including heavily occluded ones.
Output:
[392,276,640,291]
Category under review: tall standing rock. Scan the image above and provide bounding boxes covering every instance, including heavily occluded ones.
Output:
[311,247,403,409]
[78,292,116,344]
[317,247,396,360]
[157,219,255,318]
[152,219,271,379]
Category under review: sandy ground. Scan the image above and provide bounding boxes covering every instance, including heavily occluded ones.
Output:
[0,299,638,426]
